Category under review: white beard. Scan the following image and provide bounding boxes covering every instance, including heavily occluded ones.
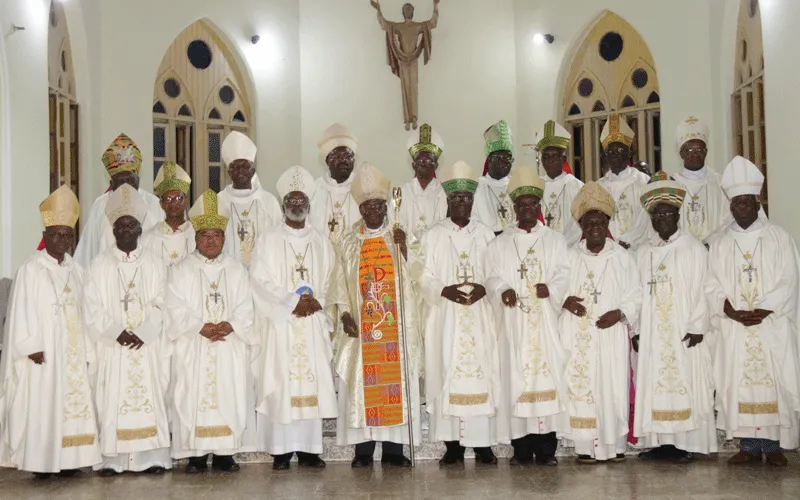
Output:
[285,207,310,223]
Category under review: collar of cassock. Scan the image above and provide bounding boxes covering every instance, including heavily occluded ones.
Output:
[114,245,143,262]
[355,219,392,240]
[412,177,442,197]
[603,166,635,183]
[40,249,72,268]
[545,172,566,183]
[650,228,683,247]
[195,251,226,266]
[578,238,615,257]
[731,213,767,233]
[283,223,313,238]
[480,174,510,188]
[679,166,708,181]
[323,171,355,192]
[510,221,543,234]
[446,218,479,234]
[159,220,192,234]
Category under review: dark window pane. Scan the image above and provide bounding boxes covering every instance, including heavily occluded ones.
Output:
[208,108,221,120]
[164,78,181,99]
[209,165,221,193]
[653,114,662,172]
[632,69,648,89]
[233,111,246,122]
[208,132,221,163]
[153,101,166,114]
[187,40,212,70]
[219,85,235,105]
[153,160,165,180]
[599,32,624,62]
[592,100,605,112]
[621,95,636,108]
[568,104,581,116]
[178,104,192,117]
[578,78,594,98]
[154,127,166,157]
[647,92,660,104]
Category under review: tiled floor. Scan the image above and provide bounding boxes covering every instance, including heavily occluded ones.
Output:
[2,455,800,500]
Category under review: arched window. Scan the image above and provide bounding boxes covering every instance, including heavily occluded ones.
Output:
[153,19,254,195]
[48,0,80,203]
[560,11,661,181]
[732,0,768,213]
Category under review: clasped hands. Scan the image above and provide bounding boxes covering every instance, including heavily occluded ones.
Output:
[562,295,623,329]
[292,294,322,318]
[724,299,772,327]
[501,284,550,308]
[116,330,145,349]
[442,283,487,306]
[199,322,235,343]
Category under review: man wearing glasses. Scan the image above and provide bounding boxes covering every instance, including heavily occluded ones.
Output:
[143,162,195,268]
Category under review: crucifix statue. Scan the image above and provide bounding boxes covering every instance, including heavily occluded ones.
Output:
[370,0,440,130]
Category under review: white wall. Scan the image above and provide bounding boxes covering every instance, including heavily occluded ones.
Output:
[298,0,518,188]
[514,0,719,173]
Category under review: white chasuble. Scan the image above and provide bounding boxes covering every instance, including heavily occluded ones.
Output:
[74,189,163,268]
[474,176,515,233]
[560,240,641,458]
[486,224,572,443]
[167,252,255,457]
[0,252,100,473]
[421,219,500,446]
[674,167,733,245]
[391,177,447,240]
[597,167,650,249]
[634,233,717,453]
[331,221,423,446]
[707,217,800,448]
[143,221,196,269]
[83,246,171,467]
[309,173,362,248]
[543,173,584,247]
[219,182,282,267]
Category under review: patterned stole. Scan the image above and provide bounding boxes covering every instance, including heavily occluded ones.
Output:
[358,231,404,427]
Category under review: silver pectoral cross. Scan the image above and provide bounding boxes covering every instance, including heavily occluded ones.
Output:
[518,262,528,280]
[458,264,473,284]
[237,223,249,242]
[53,300,63,316]
[209,289,222,304]
[589,288,601,304]
[120,293,133,312]
[688,196,702,213]
[647,276,660,296]
[743,263,757,283]
[296,264,309,281]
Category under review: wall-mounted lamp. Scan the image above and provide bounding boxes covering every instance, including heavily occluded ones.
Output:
[533,33,555,45]
[251,35,261,45]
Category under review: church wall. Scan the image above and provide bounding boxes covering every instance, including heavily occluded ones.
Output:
[298,0,519,188]
[514,0,718,174]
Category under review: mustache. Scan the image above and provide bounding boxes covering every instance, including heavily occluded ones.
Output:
[285,208,310,222]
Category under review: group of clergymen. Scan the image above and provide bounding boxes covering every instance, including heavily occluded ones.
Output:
[1,113,798,479]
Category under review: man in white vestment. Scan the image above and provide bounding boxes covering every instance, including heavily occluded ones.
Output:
[74,133,163,267]
[167,190,255,473]
[422,160,501,465]
[143,162,195,268]
[561,182,642,464]
[596,115,650,250]
[252,166,337,470]
[309,124,362,247]
[392,123,447,240]
[672,117,733,246]
[332,162,422,468]
[474,120,515,235]
[218,131,281,268]
[707,156,800,466]
[487,166,571,466]
[537,120,583,247]
[0,186,101,477]
[83,184,172,475]
[633,171,716,462]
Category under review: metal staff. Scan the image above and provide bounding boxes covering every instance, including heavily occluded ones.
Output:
[392,186,416,467]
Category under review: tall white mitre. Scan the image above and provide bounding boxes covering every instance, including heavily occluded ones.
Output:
[105,183,147,224]
[318,123,358,157]
[222,131,257,166]
[351,162,390,205]
[675,116,709,150]
[276,165,316,199]
[720,156,764,199]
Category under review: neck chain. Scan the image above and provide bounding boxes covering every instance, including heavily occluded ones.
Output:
[543,185,566,227]
[162,237,190,265]
[513,236,540,281]
[117,267,140,313]
[201,268,226,305]
[46,269,72,316]
[449,236,477,283]
[687,185,707,213]
[327,191,351,234]
[232,200,256,223]
[581,259,609,305]
[647,250,672,296]
[489,185,511,221]
[734,239,761,284]
[288,242,312,282]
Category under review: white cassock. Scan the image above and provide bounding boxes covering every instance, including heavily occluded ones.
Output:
[218,180,281,268]
[421,219,500,447]
[251,225,338,454]
[486,223,572,443]
[391,178,447,241]
[561,239,641,460]
[0,252,101,472]
[167,252,255,458]
[543,173,584,247]
[309,172,362,248]
[634,232,716,454]
[474,175,515,234]
[674,167,733,245]
[142,221,196,269]
[83,246,172,472]
[597,167,650,249]
[74,189,163,268]
[707,215,800,449]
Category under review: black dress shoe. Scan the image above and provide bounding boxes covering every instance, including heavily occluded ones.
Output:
[186,456,209,474]
[33,472,52,480]
[57,469,79,478]
[474,448,498,465]
[509,456,534,466]
[145,466,167,475]
[211,455,240,472]
[298,455,326,468]
[381,455,412,467]
[351,455,374,468]
[99,468,120,477]
[438,452,465,466]
[535,457,558,466]
[272,460,291,471]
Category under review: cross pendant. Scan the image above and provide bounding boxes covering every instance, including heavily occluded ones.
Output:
[497,204,508,219]
[210,291,222,304]
[518,262,528,280]
[589,289,601,304]
[743,264,756,283]
[545,211,555,227]
[53,301,62,315]
[296,264,309,281]
[458,265,473,284]
[237,224,249,242]
[689,199,702,213]
[328,217,339,233]
[647,277,659,295]
[121,293,133,312]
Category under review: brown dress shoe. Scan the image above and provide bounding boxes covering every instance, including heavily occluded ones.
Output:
[727,450,761,465]
[765,452,788,466]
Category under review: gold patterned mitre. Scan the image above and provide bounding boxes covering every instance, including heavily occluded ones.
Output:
[40,185,80,228]
[440,160,479,194]
[102,133,142,177]
[536,120,571,151]
[484,119,514,155]
[640,171,687,213]
[221,131,257,166]
[189,190,230,232]
[508,165,545,202]
[277,165,316,200]
[351,162,391,205]
[600,114,635,149]
[571,181,615,222]
[675,116,709,150]
[105,184,147,225]
[408,123,444,159]
[318,123,358,157]
[154,161,191,197]
[721,156,764,199]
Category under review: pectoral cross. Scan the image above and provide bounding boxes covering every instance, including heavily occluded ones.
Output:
[647,276,660,296]
[296,264,309,281]
[544,211,555,227]
[589,288,601,304]
[518,262,528,280]
[328,217,339,234]
[52,300,62,316]
[120,293,133,312]
[458,264,473,284]
[497,204,508,219]
[237,224,249,242]
[688,196,702,213]
[743,263,757,283]
[209,285,222,304]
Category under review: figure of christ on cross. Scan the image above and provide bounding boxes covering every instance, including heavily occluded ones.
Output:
[296,263,309,282]
[544,210,555,227]
[688,196,702,213]
[209,287,222,305]
[237,223,249,242]
[742,263,757,283]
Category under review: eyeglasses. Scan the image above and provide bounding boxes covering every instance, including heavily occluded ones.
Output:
[682,147,707,155]
[448,193,474,203]
[650,212,679,221]
[605,146,629,156]
[541,151,565,161]
[162,194,186,203]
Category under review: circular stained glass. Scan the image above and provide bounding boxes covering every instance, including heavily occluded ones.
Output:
[187,40,213,70]
[219,85,235,105]
[578,78,594,98]
[632,69,648,89]
[164,78,181,99]
[599,32,624,62]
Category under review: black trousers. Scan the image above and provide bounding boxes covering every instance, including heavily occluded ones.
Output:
[511,432,557,461]
[272,451,319,464]
[354,441,404,458]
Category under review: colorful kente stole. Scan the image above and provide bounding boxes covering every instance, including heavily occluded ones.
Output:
[358,230,403,427]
